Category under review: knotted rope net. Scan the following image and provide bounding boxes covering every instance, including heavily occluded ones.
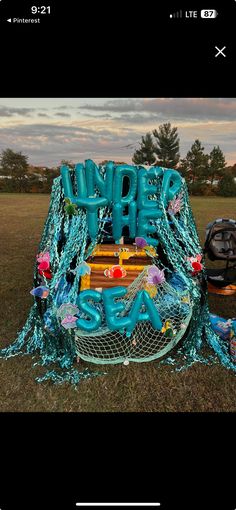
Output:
[1,162,235,383]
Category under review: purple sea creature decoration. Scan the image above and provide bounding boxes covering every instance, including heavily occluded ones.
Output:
[147,266,165,286]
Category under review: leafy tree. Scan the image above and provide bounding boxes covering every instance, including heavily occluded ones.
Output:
[226,164,236,178]
[152,123,180,168]
[208,146,226,188]
[0,148,29,192]
[178,158,189,179]
[180,140,209,184]
[43,168,60,193]
[217,171,236,196]
[60,159,74,169]
[132,133,156,165]
[99,160,127,165]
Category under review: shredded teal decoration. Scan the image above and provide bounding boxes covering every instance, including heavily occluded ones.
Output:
[1,160,236,385]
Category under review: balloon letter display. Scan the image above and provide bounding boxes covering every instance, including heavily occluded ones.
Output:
[162,169,182,206]
[60,165,108,239]
[137,208,163,246]
[137,167,163,210]
[76,289,102,332]
[112,201,137,243]
[102,287,132,332]
[124,290,163,336]
[85,159,114,204]
[113,165,138,206]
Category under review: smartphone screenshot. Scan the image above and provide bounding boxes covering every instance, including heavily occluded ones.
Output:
[0,2,235,510]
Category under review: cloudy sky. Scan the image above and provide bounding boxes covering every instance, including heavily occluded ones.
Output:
[0,97,235,166]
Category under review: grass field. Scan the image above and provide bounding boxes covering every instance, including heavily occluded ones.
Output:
[0,194,236,412]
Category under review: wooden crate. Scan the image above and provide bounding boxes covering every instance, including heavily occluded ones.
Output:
[80,244,150,291]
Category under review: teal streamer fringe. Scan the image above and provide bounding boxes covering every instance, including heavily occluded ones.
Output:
[1,168,236,385]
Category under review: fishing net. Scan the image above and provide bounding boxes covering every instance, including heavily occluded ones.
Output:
[75,267,193,364]
[1,161,236,384]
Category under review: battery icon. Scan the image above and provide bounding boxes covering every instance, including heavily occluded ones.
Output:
[201,9,218,18]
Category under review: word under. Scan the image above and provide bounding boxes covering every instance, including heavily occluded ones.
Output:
[61,160,182,245]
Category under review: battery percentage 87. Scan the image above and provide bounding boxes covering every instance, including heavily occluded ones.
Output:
[201,9,218,18]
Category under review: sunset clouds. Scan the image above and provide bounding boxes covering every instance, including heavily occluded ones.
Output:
[0,98,235,166]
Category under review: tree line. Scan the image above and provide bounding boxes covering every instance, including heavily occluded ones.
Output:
[0,149,61,193]
[132,123,236,196]
[0,124,236,196]
[0,150,129,194]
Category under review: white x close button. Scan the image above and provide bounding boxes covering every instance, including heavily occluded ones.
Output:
[215,46,226,57]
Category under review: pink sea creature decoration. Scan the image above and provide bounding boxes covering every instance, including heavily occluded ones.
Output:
[168,192,183,215]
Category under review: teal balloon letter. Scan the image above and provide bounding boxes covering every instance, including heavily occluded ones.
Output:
[113,165,138,205]
[102,286,132,332]
[76,289,102,332]
[137,167,163,210]
[126,290,162,335]
[112,201,137,242]
[162,169,182,206]
[137,208,162,246]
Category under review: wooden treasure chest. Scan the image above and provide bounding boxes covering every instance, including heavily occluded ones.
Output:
[80,244,151,291]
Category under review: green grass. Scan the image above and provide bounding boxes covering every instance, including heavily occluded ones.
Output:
[0,194,236,412]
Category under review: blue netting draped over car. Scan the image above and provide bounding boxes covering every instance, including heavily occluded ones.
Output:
[1,160,235,384]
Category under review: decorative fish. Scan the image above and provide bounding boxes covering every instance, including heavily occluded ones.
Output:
[181,295,190,304]
[76,261,91,276]
[30,286,49,298]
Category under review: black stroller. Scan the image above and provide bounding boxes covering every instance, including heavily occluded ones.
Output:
[204,218,236,295]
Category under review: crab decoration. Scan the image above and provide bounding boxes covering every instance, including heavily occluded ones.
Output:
[186,254,203,276]
[104,265,127,279]
[36,251,52,279]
